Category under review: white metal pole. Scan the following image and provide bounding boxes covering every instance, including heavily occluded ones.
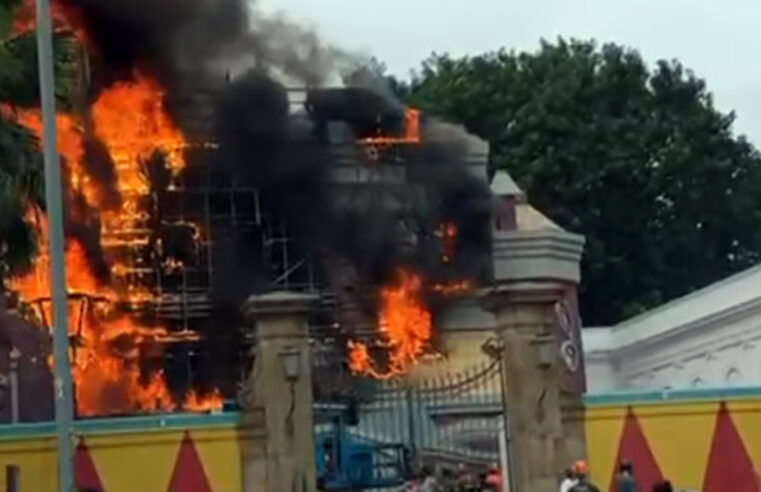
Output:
[9,347,20,424]
[498,420,511,492]
[35,1,76,490]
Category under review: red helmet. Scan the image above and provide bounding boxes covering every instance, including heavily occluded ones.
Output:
[573,460,589,475]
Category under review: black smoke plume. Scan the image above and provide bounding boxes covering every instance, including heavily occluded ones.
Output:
[63,0,339,129]
[58,0,492,314]
[5,0,497,412]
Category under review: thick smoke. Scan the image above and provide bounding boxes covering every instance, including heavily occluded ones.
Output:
[55,0,342,294]
[58,0,492,309]
[408,120,494,284]
[64,0,341,120]
[298,86,493,287]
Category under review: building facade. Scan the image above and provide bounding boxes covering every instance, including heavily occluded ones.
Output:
[583,264,761,392]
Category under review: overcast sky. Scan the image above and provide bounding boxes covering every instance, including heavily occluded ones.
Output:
[262,0,761,145]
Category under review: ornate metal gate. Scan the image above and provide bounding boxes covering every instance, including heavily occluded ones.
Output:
[314,359,509,490]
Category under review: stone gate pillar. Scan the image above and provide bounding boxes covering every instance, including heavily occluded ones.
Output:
[241,291,318,492]
[487,282,569,491]
[486,171,586,492]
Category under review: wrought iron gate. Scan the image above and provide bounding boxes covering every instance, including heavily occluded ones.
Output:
[314,359,508,490]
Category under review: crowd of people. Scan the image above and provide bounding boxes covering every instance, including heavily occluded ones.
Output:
[396,463,503,491]
[395,459,680,492]
[383,457,688,492]
[559,460,599,492]
[560,460,675,492]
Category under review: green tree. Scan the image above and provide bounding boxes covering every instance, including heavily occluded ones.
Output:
[1,0,45,287]
[1,0,78,286]
[0,115,44,273]
[404,39,761,324]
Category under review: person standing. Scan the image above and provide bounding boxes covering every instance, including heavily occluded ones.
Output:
[569,461,600,492]
[396,476,419,492]
[485,463,503,492]
[419,467,440,492]
[560,467,578,492]
[455,463,473,492]
[614,461,637,492]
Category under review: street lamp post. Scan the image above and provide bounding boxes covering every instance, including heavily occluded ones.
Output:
[35,0,76,490]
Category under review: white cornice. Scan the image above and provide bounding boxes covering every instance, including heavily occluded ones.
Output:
[586,298,761,380]
[612,263,761,335]
[607,296,761,356]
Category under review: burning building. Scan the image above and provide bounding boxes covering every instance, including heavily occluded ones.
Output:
[0,0,493,419]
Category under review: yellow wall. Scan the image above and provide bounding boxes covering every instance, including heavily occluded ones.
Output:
[0,436,57,492]
[585,397,761,490]
[585,405,627,487]
[4,396,761,492]
[0,424,243,492]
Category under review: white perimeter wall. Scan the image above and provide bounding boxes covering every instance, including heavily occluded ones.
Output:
[583,265,761,393]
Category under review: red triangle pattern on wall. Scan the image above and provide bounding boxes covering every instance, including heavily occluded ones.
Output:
[608,408,663,492]
[166,431,214,492]
[74,438,105,492]
[703,404,760,492]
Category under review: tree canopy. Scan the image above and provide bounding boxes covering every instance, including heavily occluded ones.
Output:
[1,0,45,278]
[1,0,79,280]
[403,39,761,325]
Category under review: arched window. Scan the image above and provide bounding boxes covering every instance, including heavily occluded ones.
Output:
[692,378,704,388]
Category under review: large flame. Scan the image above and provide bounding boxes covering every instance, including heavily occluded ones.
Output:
[92,73,186,188]
[91,71,186,298]
[0,106,99,207]
[352,112,450,378]
[7,212,174,416]
[348,269,433,379]
[348,222,472,379]
[2,68,222,414]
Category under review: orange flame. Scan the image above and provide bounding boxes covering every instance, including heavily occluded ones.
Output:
[92,73,186,185]
[348,260,474,379]
[92,71,187,279]
[9,214,102,302]
[380,270,432,371]
[347,340,374,375]
[349,269,432,378]
[184,389,224,412]
[358,107,421,145]
[3,68,221,414]
[431,280,472,295]
[6,212,176,416]
[0,104,102,208]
